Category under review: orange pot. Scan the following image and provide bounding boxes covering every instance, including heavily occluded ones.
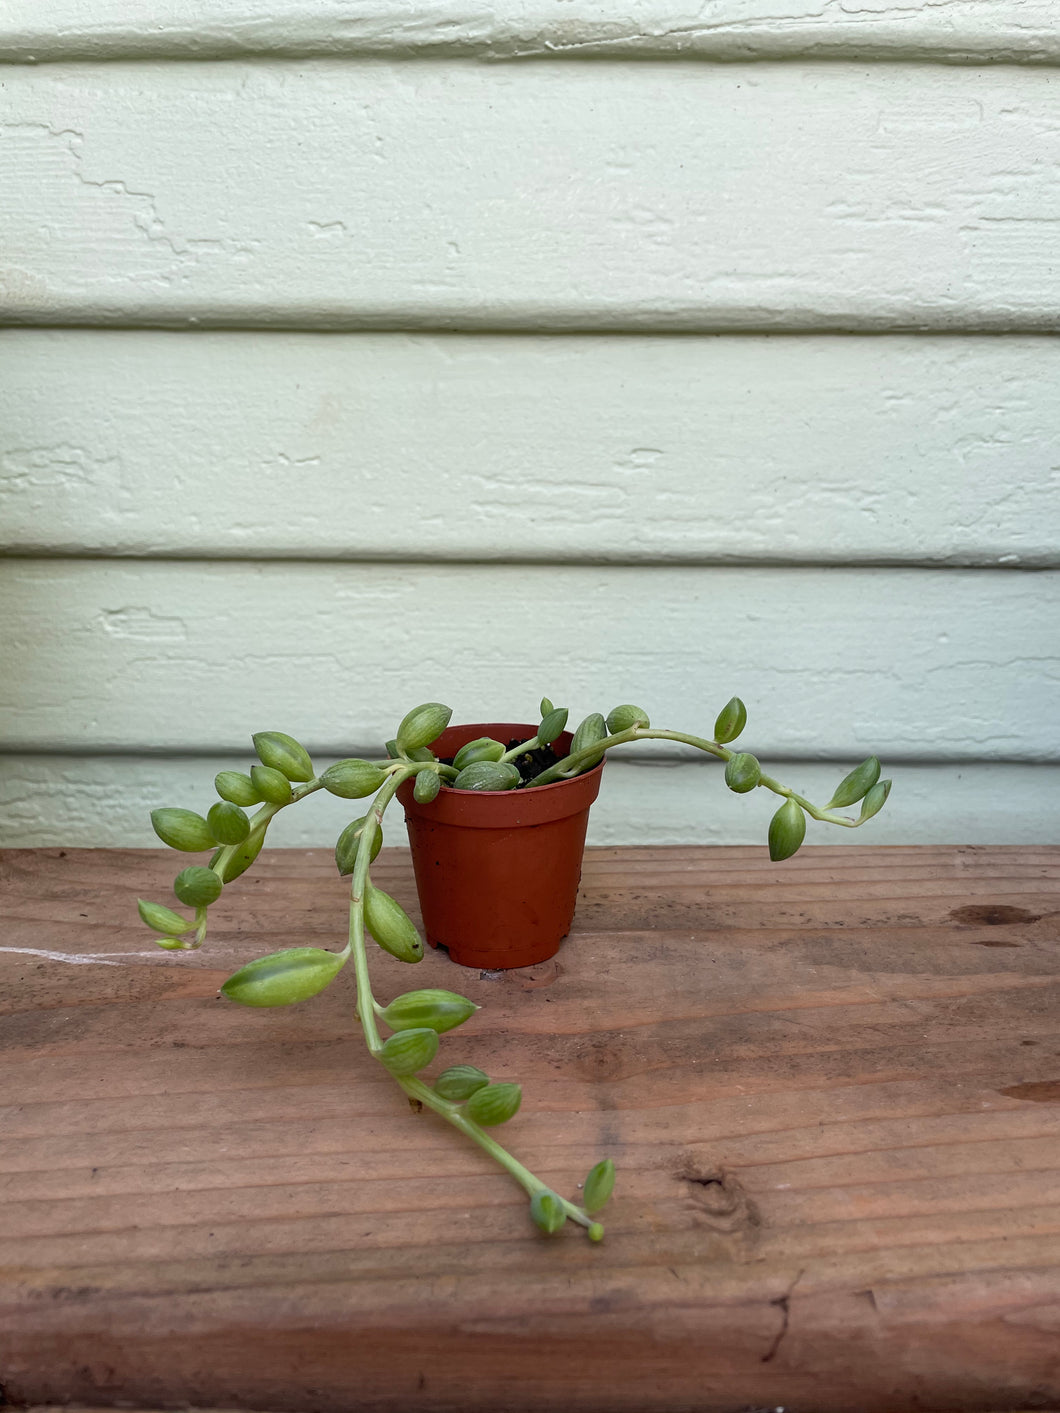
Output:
[396,723,604,970]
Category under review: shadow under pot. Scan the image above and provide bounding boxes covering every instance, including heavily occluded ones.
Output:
[396,722,605,971]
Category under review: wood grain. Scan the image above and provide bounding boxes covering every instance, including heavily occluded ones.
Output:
[2,845,1059,1411]
[4,331,1057,565]
[5,63,1060,330]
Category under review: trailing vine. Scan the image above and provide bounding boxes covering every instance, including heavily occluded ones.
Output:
[138,697,890,1241]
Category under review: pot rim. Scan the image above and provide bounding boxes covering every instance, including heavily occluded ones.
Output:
[397,722,605,828]
[432,722,604,795]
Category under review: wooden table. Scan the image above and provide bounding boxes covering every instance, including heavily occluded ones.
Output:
[2,845,1059,1413]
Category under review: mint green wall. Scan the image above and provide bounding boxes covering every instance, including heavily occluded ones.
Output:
[2,5,1057,846]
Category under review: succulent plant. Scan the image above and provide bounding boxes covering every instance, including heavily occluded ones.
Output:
[139,696,890,1241]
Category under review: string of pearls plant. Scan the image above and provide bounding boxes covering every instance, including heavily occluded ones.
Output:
[138,697,890,1242]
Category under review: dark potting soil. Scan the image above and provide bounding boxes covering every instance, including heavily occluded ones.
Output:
[503,739,561,785]
[438,738,560,786]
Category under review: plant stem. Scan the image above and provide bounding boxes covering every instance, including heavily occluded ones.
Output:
[644,730,864,822]
[528,726,640,785]
[183,780,329,948]
[397,1075,599,1232]
[636,730,857,821]
[499,733,541,764]
[754,771,858,826]
[347,769,410,1054]
[635,728,731,761]
[345,766,602,1237]
[210,777,326,881]
[385,755,460,781]
[537,726,861,826]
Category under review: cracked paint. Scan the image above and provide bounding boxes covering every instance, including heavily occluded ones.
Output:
[0,443,123,491]
[98,607,188,642]
[2,121,260,291]
[3,64,1060,326]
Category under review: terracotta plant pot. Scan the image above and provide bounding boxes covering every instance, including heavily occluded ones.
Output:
[396,723,605,970]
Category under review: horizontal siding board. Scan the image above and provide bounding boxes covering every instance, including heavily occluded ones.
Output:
[1,560,1056,759]
[1,756,1055,848]
[4,64,1060,329]
[3,331,1058,566]
[3,1,1059,64]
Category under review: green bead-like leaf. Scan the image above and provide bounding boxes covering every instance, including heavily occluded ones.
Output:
[452,760,521,792]
[859,778,892,822]
[221,946,347,1007]
[539,697,554,717]
[724,752,761,794]
[582,1158,616,1214]
[381,988,478,1034]
[250,764,292,805]
[433,1065,490,1101]
[713,695,748,745]
[466,1081,522,1127]
[253,730,314,783]
[530,1189,567,1235]
[207,800,251,845]
[605,704,650,733]
[452,737,506,770]
[378,1027,439,1076]
[568,712,608,768]
[155,936,192,951]
[173,866,224,907]
[537,706,568,746]
[151,807,216,852]
[213,827,266,883]
[826,756,882,810]
[321,759,387,799]
[395,703,453,755]
[587,1222,605,1242]
[413,770,442,804]
[768,798,806,862]
[137,898,196,936]
[364,885,424,962]
[334,816,383,876]
[214,770,263,807]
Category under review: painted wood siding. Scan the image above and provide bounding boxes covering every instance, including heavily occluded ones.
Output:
[4,1,1060,64]
[5,63,1060,330]
[4,332,1058,566]
[1,2,1057,848]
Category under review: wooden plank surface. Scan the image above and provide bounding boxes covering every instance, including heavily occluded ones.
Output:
[4,330,1057,565]
[5,63,1060,330]
[1,560,1056,760]
[3,0,1058,63]
[2,844,1059,1411]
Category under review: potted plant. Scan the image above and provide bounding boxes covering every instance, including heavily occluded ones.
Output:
[396,716,608,970]
[138,697,890,1241]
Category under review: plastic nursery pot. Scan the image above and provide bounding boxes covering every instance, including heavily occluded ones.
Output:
[396,723,605,971]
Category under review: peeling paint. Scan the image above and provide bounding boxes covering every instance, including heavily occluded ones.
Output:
[3,65,1060,328]
[98,607,188,641]
[0,443,122,490]
[3,121,260,289]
